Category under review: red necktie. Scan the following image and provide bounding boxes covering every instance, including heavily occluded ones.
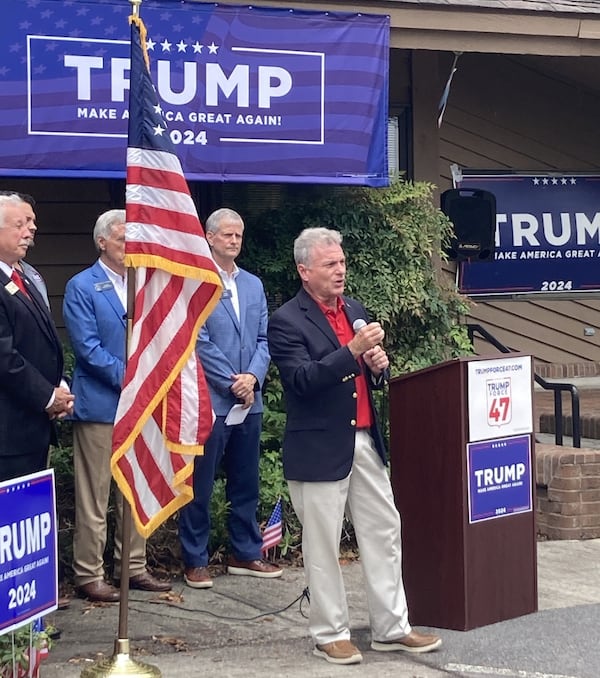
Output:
[11,269,31,299]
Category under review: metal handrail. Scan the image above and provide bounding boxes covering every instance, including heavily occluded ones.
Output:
[467,324,581,448]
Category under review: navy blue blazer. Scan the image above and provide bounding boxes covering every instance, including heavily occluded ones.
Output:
[63,260,126,423]
[0,267,63,458]
[267,287,387,482]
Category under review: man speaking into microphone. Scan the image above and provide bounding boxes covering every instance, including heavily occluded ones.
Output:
[267,227,441,666]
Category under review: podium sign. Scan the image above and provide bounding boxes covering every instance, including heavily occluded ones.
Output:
[389,354,537,630]
[467,434,533,523]
[467,355,532,441]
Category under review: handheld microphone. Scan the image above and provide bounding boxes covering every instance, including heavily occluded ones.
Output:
[352,318,367,333]
[352,318,390,380]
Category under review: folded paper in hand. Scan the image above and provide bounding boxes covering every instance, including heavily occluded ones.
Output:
[225,403,250,426]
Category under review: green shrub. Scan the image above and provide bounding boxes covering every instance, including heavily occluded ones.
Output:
[0,623,52,676]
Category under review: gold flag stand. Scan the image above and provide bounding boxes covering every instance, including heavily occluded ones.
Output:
[80,503,160,677]
[81,5,160,666]
[80,637,161,678]
[80,499,161,677]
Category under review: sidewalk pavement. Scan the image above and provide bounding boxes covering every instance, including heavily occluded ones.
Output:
[40,539,600,678]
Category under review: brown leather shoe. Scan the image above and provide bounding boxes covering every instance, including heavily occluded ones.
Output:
[184,567,213,589]
[371,629,442,654]
[227,556,283,579]
[313,640,363,665]
[125,571,172,592]
[76,580,120,603]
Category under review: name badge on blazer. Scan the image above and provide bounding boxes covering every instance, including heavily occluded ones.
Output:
[4,281,19,295]
[221,289,232,300]
[94,281,114,292]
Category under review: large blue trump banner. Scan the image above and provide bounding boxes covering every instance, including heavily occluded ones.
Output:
[0,0,389,185]
[457,173,600,297]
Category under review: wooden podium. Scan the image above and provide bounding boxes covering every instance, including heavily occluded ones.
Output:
[389,354,537,631]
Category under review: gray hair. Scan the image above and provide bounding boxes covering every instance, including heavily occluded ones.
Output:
[93,209,126,251]
[205,208,243,234]
[293,227,343,266]
[0,194,24,228]
[0,191,35,208]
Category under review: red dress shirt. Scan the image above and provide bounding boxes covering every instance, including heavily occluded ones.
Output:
[317,297,373,429]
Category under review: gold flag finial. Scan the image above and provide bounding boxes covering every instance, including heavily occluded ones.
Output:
[129,0,142,17]
[128,0,150,71]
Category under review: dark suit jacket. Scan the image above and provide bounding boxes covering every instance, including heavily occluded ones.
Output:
[0,268,63,460]
[267,287,387,482]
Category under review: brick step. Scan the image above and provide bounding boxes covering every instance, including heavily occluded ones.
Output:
[539,413,600,440]
[536,443,600,540]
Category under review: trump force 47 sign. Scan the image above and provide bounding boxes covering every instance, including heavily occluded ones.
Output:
[467,355,533,443]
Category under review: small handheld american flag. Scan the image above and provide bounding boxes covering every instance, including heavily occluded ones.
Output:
[261,497,283,554]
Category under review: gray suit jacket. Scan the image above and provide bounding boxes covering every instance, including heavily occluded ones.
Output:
[20,260,50,309]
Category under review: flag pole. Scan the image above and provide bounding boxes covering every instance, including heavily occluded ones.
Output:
[80,1,160,676]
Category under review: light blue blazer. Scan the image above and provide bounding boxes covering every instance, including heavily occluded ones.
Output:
[63,260,126,423]
[198,268,270,417]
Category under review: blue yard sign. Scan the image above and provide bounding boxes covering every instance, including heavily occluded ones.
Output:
[0,470,58,634]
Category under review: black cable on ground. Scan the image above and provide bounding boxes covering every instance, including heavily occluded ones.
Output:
[133,586,311,622]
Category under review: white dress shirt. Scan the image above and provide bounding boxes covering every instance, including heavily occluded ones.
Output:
[98,258,127,312]
[218,263,240,321]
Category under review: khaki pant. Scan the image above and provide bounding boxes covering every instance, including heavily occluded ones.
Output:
[72,422,146,586]
[288,430,411,646]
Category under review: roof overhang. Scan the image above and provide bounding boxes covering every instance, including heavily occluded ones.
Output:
[222,0,600,56]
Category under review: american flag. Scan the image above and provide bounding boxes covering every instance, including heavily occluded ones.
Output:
[111,15,222,538]
[27,618,49,678]
[261,497,283,553]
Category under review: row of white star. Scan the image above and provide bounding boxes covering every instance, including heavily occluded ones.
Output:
[2,482,32,492]
[532,177,577,185]
[146,38,219,54]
